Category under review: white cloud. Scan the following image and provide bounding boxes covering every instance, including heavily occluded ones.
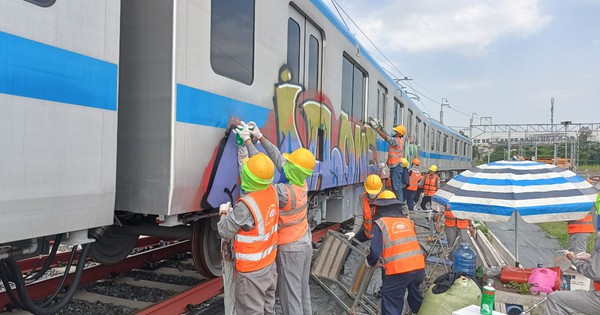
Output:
[330,0,552,55]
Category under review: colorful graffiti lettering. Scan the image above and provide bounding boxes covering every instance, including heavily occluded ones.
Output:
[200,66,415,209]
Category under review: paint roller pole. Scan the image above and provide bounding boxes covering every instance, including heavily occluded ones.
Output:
[515,212,519,267]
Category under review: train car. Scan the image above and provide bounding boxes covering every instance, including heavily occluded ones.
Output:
[1,0,471,310]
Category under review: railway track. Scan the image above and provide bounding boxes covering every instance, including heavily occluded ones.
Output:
[0,224,341,315]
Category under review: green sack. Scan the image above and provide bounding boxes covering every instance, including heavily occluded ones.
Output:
[418,276,482,315]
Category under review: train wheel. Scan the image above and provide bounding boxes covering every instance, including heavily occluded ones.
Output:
[192,220,222,278]
[90,227,139,264]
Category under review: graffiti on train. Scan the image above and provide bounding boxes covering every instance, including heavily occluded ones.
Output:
[201,66,386,208]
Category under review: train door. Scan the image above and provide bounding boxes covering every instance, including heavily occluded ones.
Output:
[287,7,323,187]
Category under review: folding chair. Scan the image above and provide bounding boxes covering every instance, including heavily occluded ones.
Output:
[425,230,460,278]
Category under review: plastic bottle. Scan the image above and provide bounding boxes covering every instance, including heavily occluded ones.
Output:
[480,279,495,315]
[537,257,543,268]
[452,243,477,276]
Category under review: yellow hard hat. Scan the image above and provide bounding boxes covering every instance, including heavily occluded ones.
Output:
[245,153,275,181]
[364,174,383,195]
[393,125,406,136]
[282,148,316,171]
[377,190,397,200]
[412,158,420,166]
[401,158,409,168]
[429,165,438,172]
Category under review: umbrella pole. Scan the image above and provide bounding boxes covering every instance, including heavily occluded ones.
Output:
[515,213,519,267]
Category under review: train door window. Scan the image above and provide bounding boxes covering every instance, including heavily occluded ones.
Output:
[454,139,459,155]
[287,18,301,84]
[443,135,448,153]
[415,117,422,145]
[393,98,404,127]
[307,35,319,91]
[436,131,441,152]
[407,109,414,140]
[210,0,255,85]
[424,123,429,150]
[370,83,387,123]
[341,54,366,120]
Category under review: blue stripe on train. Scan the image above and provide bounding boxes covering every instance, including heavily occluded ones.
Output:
[0,31,117,110]
[176,84,270,128]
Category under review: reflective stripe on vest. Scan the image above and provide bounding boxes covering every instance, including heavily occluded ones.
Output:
[423,173,439,196]
[387,137,403,166]
[375,217,425,275]
[362,193,377,239]
[407,171,422,191]
[444,210,469,229]
[278,183,309,245]
[234,185,278,273]
[568,214,595,234]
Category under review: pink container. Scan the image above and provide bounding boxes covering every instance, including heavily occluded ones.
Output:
[528,268,558,294]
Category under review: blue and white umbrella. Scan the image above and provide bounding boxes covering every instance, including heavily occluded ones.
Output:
[432,161,598,223]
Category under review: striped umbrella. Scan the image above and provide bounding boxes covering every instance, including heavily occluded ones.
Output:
[432,161,598,223]
[432,160,599,265]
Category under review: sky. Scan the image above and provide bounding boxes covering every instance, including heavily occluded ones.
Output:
[324,0,600,132]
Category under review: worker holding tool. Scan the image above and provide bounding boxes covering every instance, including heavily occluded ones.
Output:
[217,152,279,315]
[345,174,383,242]
[366,190,425,315]
[545,195,600,315]
[370,118,406,201]
[237,121,316,315]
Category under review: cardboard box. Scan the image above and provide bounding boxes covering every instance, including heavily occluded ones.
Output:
[561,270,591,291]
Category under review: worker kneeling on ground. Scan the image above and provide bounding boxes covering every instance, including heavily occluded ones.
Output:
[217,153,279,315]
[240,121,316,315]
[366,190,425,315]
[345,174,383,242]
[546,194,600,315]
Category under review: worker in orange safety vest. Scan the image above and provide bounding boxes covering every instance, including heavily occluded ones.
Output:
[345,174,383,242]
[405,158,422,211]
[419,165,440,210]
[567,211,596,254]
[217,152,279,315]
[436,204,474,250]
[366,190,425,315]
[370,118,406,202]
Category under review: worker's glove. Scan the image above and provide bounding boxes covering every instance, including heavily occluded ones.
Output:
[235,122,251,142]
[369,119,378,129]
[575,252,592,262]
[555,249,571,257]
[219,201,232,216]
[377,119,383,129]
[344,232,356,241]
[247,121,263,140]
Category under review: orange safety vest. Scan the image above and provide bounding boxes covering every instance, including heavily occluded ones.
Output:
[407,171,422,191]
[362,193,377,239]
[233,185,279,273]
[278,183,309,245]
[567,215,595,234]
[423,173,439,196]
[594,281,600,291]
[387,136,403,166]
[444,210,469,229]
[375,217,425,276]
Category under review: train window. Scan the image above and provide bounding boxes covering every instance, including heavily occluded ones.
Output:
[436,131,441,152]
[415,117,421,145]
[287,18,301,84]
[424,123,429,150]
[341,55,366,120]
[393,98,404,127]
[23,0,56,7]
[370,83,387,123]
[454,139,459,155]
[443,135,448,153]
[407,109,414,140]
[307,35,319,91]
[463,142,467,156]
[210,0,255,85]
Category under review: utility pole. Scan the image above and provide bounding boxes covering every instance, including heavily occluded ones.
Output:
[551,97,557,165]
[440,98,449,124]
[469,112,477,139]
[561,121,571,161]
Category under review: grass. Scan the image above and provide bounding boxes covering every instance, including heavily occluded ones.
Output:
[538,222,595,252]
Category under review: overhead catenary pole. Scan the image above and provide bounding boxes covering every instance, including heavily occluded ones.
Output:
[440,98,449,124]
[551,98,557,165]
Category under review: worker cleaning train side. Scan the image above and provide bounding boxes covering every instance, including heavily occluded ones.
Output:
[419,165,440,210]
[217,153,279,315]
[366,190,425,315]
[546,195,600,315]
[236,121,316,315]
[370,118,406,201]
[345,174,383,242]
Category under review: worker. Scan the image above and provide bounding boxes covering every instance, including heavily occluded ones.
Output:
[217,153,279,315]
[240,121,315,315]
[567,210,595,254]
[546,207,600,314]
[419,165,440,210]
[405,158,422,212]
[436,204,474,249]
[370,118,406,201]
[345,174,383,242]
[366,190,425,315]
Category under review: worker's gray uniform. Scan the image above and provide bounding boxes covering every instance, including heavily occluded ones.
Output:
[218,201,278,315]
[445,227,469,249]
[545,232,600,315]
[248,139,313,315]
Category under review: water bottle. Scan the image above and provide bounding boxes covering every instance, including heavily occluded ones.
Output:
[452,243,477,276]
[480,279,495,315]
